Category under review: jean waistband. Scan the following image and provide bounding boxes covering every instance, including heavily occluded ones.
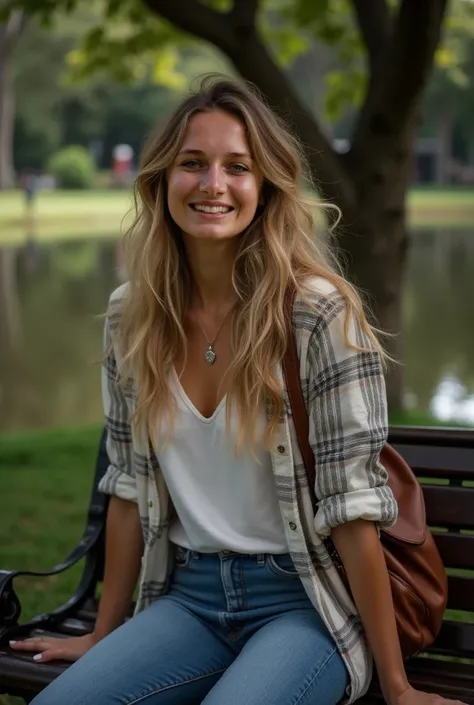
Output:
[173,545,287,562]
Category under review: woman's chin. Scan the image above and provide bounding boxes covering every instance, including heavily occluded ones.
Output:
[182,226,242,242]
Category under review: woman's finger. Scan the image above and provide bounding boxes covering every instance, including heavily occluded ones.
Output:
[9,638,50,651]
[33,648,73,663]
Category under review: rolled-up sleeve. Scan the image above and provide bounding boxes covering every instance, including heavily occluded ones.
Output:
[306,292,398,537]
[98,309,138,504]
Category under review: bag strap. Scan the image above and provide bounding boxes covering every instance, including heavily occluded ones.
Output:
[283,284,317,511]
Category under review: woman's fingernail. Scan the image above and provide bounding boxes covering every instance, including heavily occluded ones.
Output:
[33,654,42,661]
[9,641,16,646]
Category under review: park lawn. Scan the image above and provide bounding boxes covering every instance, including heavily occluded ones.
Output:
[1,186,474,247]
[0,425,101,623]
[0,190,135,246]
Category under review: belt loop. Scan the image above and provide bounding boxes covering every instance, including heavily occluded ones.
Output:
[257,553,265,565]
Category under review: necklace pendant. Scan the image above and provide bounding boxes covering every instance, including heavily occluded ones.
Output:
[205,346,216,365]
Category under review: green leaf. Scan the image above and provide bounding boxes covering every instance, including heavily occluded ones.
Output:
[151,48,187,90]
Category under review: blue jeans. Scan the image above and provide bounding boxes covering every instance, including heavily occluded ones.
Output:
[31,549,349,704]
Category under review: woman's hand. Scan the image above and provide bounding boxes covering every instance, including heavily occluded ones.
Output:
[389,685,467,705]
[9,632,99,663]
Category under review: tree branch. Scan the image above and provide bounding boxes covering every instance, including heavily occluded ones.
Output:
[141,0,354,212]
[228,39,354,210]
[351,0,448,155]
[140,0,236,52]
[0,10,28,63]
[350,0,392,72]
[230,0,259,30]
[383,0,448,130]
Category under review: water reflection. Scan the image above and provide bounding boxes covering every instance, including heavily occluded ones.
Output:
[0,228,473,431]
[0,238,118,431]
[403,228,474,425]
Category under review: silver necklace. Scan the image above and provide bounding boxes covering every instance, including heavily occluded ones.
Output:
[195,304,235,365]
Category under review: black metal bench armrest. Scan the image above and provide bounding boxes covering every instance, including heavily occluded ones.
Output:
[0,510,105,631]
[0,429,110,641]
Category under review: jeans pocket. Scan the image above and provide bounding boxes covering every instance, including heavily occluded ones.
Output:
[267,553,299,578]
[174,546,191,569]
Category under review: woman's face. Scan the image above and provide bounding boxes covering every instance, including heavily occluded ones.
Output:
[167,110,263,243]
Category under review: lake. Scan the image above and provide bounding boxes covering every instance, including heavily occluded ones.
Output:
[0,228,473,432]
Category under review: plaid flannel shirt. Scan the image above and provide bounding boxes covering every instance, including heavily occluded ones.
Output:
[99,277,398,703]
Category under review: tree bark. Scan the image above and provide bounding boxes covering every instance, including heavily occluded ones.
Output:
[0,56,14,189]
[0,11,28,190]
[338,177,411,411]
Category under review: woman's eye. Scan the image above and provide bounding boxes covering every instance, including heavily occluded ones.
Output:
[181,160,201,168]
[229,164,248,173]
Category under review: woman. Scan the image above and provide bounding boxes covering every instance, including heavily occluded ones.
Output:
[12,77,464,705]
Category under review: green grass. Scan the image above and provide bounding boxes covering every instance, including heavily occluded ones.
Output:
[389,409,472,429]
[0,190,134,245]
[0,426,101,621]
[1,186,474,247]
[0,426,102,704]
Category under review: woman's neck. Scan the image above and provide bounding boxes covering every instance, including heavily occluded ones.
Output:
[185,238,239,313]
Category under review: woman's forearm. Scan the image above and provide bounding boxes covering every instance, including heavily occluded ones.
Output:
[93,495,144,641]
[331,519,409,703]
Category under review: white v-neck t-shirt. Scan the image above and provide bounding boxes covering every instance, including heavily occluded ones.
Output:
[154,370,288,554]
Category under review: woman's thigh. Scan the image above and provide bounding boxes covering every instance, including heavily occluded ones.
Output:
[202,608,349,705]
[30,597,234,705]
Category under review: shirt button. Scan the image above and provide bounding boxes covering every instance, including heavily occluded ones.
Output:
[148,499,153,508]
[277,445,286,454]
[289,522,297,531]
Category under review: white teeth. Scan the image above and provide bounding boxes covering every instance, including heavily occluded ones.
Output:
[194,204,231,214]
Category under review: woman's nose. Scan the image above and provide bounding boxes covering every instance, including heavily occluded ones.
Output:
[200,164,226,195]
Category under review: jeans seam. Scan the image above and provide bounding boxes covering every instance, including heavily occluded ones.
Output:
[124,667,227,705]
[267,554,299,579]
[293,646,339,705]
[240,558,247,609]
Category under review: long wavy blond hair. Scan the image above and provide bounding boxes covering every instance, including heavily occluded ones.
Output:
[113,75,387,451]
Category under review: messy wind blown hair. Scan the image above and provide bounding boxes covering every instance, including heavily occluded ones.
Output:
[112,75,387,451]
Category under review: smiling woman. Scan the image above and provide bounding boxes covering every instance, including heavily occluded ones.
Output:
[12,76,466,705]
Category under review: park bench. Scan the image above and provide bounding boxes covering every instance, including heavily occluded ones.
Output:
[0,426,473,704]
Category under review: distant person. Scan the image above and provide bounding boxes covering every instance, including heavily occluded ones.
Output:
[19,168,38,227]
[12,77,465,705]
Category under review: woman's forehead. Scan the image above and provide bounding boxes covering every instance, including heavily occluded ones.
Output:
[180,110,251,156]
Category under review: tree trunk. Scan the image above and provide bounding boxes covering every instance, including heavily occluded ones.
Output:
[340,121,416,412]
[341,209,408,411]
[0,56,15,189]
[0,247,22,429]
[0,11,28,190]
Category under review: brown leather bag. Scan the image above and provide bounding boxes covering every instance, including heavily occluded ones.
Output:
[282,286,448,658]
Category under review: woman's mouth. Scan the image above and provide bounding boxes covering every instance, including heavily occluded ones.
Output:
[189,203,234,217]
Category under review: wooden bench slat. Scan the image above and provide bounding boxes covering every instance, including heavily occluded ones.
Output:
[446,575,474,612]
[406,657,474,704]
[391,443,474,479]
[431,620,474,655]
[364,657,474,705]
[389,427,474,449]
[432,532,474,570]
[423,485,474,529]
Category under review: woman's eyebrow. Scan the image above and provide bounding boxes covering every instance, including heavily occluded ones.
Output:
[178,149,252,159]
